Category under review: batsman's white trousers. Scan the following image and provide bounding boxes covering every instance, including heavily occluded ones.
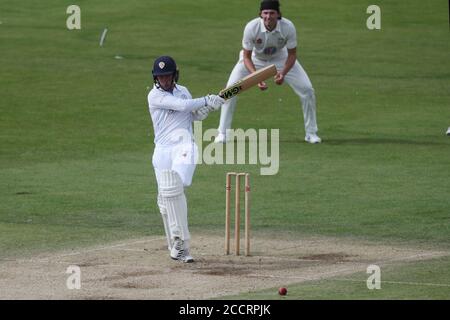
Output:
[218,51,318,136]
[152,142,198,187]
[152,142,198,242]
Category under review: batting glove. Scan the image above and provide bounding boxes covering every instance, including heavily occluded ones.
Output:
[205,94,225,110]
[193,105,212,121]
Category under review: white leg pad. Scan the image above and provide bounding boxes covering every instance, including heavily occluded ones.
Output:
[157,194,172,250]
[158,170,190,241]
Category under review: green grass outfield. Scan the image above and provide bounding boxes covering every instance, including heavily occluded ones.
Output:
[221,255,450,300]
[1,0,449,299]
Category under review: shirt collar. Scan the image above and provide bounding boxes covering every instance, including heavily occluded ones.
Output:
[259,18,281,33]
[156,84,179,94]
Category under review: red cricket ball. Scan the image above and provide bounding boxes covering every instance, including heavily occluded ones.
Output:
[278,287,287,296]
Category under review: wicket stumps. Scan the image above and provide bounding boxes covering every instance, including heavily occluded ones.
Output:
[225,172,250,256]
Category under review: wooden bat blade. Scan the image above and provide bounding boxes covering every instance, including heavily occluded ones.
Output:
[219,64,277,99]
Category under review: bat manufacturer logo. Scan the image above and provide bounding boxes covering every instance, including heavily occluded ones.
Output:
[217,65,276,100]
[220,81,243,99]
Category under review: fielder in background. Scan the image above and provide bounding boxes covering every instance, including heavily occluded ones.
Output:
[148,56,225,263]
[215,0,321,144]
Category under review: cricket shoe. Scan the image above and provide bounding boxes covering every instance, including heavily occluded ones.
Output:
[170,238,194,263]
[446,127,450,136]
[214,132,229,144]
[305,133,322,144]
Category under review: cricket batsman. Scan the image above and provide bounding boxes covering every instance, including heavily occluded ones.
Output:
[147,56,225,262]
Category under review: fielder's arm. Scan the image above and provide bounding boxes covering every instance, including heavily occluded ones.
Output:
[243,49,267,90]
[218,64,277,100]
[275,48,296,85]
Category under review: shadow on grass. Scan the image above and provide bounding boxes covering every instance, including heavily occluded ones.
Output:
[318,138,450,146]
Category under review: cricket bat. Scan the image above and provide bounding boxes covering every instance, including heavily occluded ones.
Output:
[219,64,277,100]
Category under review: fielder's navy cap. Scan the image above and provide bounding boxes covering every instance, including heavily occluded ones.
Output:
[260,0,280,12]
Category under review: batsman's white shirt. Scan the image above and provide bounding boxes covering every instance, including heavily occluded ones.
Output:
[148,85,204,186]
[148,85,205,146]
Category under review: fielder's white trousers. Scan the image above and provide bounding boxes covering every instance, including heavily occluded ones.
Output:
[218,51,318,136]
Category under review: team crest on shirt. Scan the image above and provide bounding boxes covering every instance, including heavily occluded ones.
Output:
[256,38,262,44]
[263,47,277,55]
[159,61,165,69]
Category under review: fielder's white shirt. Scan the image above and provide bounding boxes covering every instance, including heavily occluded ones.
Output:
[148,85,205,146]
[242,17,297,61]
